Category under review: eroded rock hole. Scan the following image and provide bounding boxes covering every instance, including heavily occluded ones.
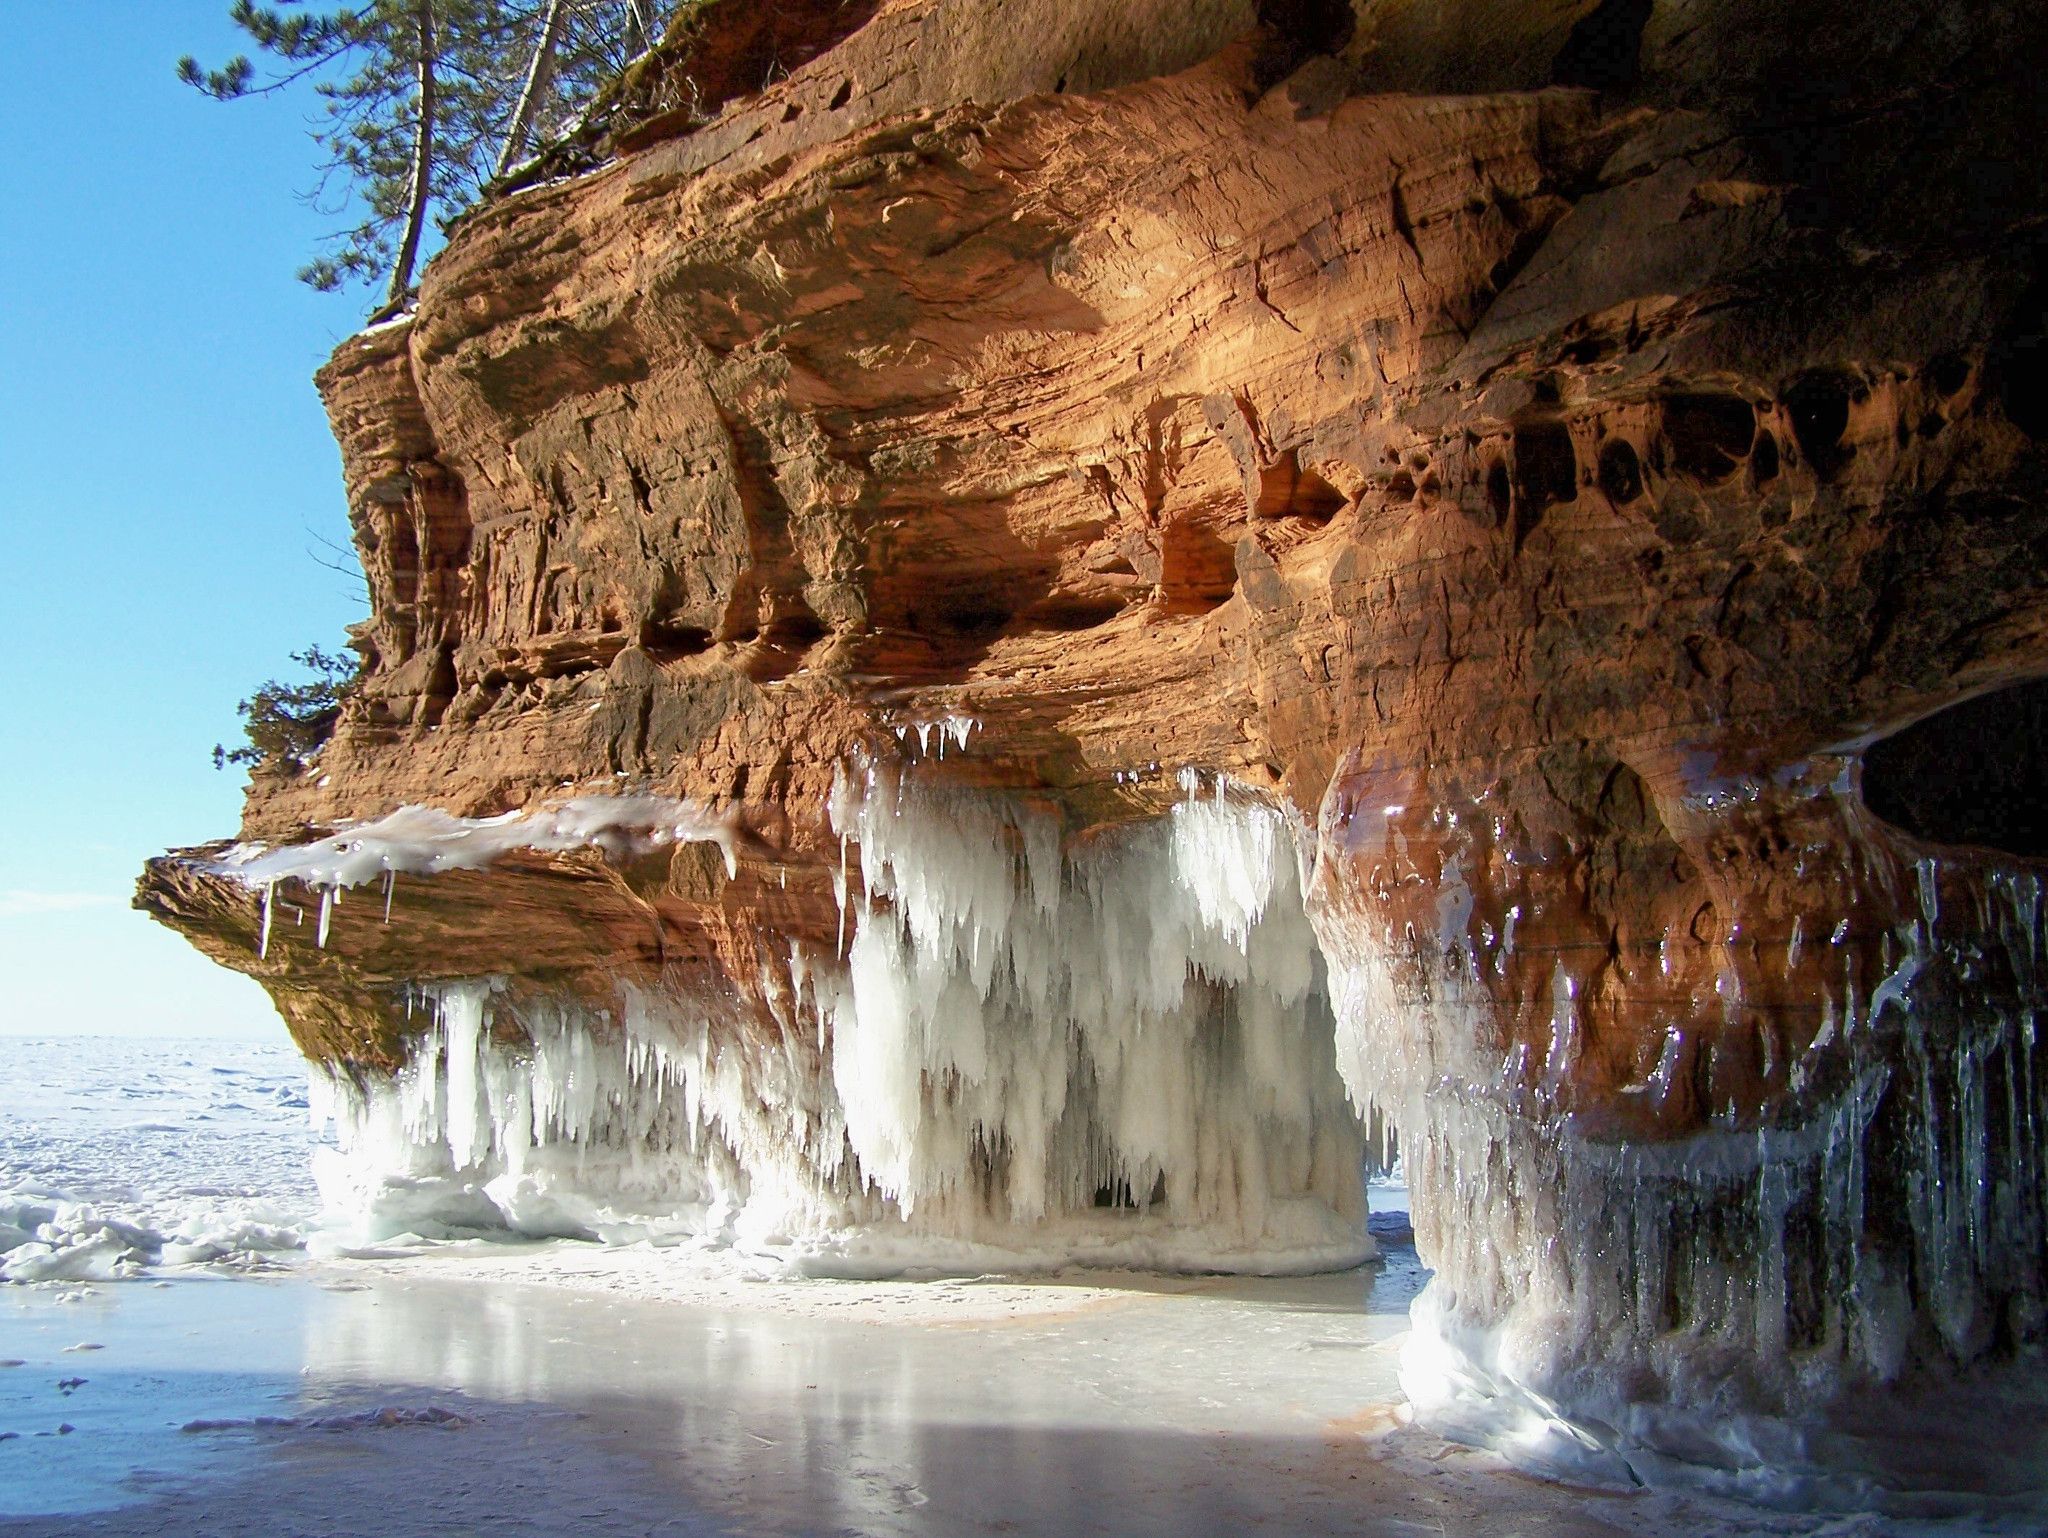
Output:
[1597,438,1643,504]
[827,79,853,110]
[932,598,1013,639]
[1029,595,1127,632]
[1484,459,1513,525]
[1784,371,1858,477]
[1863,678,2048,857]
[1157,520,1238,614]
[1926,351,1971,399]
[1561,334,1616,365]
[1663,394,1756,484]
[1254,0,1357,57]
[1253,449,1349,524]
[1988,262,2048,439]
[1513,420,1578,514]
[389,517,422,609]
[766,613,827,649]
[1550,0,1653,91]
[1752,430,1780,484]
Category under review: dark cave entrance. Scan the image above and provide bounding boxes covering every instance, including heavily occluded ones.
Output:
[1862,678,2048,858]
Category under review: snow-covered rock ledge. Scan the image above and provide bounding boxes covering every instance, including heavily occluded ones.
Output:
[209,796,737,958]
[212,796,737,889]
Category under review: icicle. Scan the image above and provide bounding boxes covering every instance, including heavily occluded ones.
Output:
[315,766,1380,1275]
[258,881,275,960]
[1541,962,1579,1089]
[382,869,396,922]
[316,887,334,948]
[440,984,488,1168]
[836,832,850,958]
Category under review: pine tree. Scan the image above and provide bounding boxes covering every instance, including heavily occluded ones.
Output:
[181,1,661,318]
[213,646,361,771]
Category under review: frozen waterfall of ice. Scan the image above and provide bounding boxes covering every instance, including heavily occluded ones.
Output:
[1312,773,2048,1500]
[308,766,1373,1276]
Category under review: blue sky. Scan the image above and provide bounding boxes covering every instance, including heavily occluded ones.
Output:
[0,7,381,1038]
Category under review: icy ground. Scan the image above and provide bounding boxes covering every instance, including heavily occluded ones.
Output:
[0,1037,314,1282]
[5,1250,2018,1538]
[4,1040,2046,1533]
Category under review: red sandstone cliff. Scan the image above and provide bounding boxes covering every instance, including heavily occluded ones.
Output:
[139,0,2048,1475]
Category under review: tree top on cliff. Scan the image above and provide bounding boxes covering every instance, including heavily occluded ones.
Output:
[179,0,665,319]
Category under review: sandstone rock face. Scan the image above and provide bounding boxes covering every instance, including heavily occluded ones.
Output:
[141,0,2048,1481]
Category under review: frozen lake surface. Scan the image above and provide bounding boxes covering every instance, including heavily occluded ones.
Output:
[2,1037,2041,1535]
[5,1257,1975,1538]
[0,1037,315,1208]
[1,1036,316,1281]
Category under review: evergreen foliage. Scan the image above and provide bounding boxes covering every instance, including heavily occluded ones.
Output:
[180,1,663,314]
[214,645,362,772]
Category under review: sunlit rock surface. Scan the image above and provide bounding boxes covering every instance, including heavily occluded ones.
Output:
[140,0,2048,1491]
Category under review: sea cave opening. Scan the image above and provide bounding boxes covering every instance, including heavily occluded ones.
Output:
[1863,677,2048,857]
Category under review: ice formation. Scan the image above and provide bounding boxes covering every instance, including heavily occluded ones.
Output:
[817,761,1366,1263]
[308,765,1371,1275]
[1310,759,2048,1493]
[184,748,2048,1497]
[307,981,803,1256]
[214,797,734,952]
[887,714,978,762]
[0,1191,305,1283]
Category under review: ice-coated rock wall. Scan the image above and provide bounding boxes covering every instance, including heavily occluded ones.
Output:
[309,772,1371,1277]
[1310,751,2048,1487]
